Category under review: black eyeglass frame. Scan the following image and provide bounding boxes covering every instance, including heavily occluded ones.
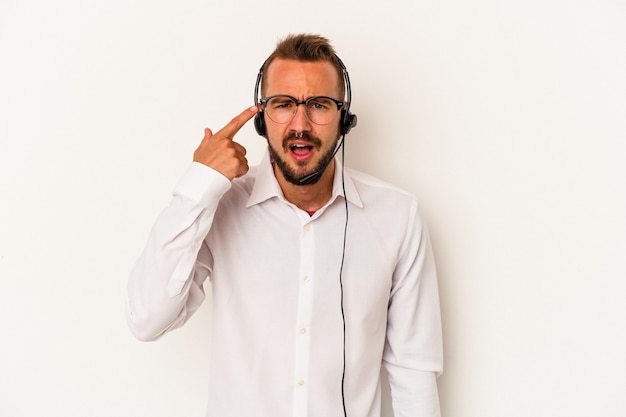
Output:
[259,94,345,125]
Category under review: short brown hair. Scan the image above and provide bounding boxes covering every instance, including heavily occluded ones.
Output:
[261,33,345,98]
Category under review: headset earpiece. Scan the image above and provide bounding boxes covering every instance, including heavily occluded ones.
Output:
[337,56,357,136]
[254,110,266,136]
[253,64,266,137]
[341,109,357,135]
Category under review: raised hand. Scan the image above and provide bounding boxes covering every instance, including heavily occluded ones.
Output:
[193,106,258,180]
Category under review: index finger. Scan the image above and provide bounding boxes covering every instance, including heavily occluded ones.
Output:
[216,106,259,140]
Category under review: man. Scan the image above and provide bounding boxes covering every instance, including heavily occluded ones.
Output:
[127,33,443,417]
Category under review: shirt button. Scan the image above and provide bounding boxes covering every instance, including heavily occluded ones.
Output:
[303,224,311,232]
[297,379,305,386]
[300,327,307,334]
[193,241,201,249]
[303,275,311,283]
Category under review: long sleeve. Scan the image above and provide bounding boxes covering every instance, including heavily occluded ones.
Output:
[126,162,231,341]
[383,201,443,417]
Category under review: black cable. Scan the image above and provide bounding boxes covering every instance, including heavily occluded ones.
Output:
[338,134,349,417]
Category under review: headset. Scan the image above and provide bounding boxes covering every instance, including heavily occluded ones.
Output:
[253,55,357,137]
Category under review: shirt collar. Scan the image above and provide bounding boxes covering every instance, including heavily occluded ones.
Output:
[246,148,363,209]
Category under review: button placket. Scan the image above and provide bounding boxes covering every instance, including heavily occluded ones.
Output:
[292,219,314,417]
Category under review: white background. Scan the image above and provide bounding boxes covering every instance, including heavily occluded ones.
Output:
[1,0,624,416]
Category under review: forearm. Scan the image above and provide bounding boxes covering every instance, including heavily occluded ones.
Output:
[126,163,231,341]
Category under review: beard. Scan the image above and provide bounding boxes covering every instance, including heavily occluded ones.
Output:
[267,132,339,186]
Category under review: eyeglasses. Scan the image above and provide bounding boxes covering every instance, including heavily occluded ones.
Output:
[259,95,344,125]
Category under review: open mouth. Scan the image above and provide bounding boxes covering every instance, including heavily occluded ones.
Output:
[283,135,321,162]
[289,143,314,156]
[287,141,316,162]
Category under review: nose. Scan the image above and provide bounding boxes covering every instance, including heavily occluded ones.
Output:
[289,103,312,133]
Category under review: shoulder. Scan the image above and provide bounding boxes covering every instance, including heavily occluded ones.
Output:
[344,168,430,259]
[346,167,419,207]
[344,166,426,233]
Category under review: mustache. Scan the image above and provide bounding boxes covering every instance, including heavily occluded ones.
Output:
[282,132,322,150]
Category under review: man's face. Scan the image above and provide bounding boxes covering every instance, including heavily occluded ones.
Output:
[262,59,343,185]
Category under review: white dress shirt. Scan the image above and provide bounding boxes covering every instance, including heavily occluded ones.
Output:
[127,150,443,417]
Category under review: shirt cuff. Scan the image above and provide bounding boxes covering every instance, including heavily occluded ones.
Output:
[173,162,232,208]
